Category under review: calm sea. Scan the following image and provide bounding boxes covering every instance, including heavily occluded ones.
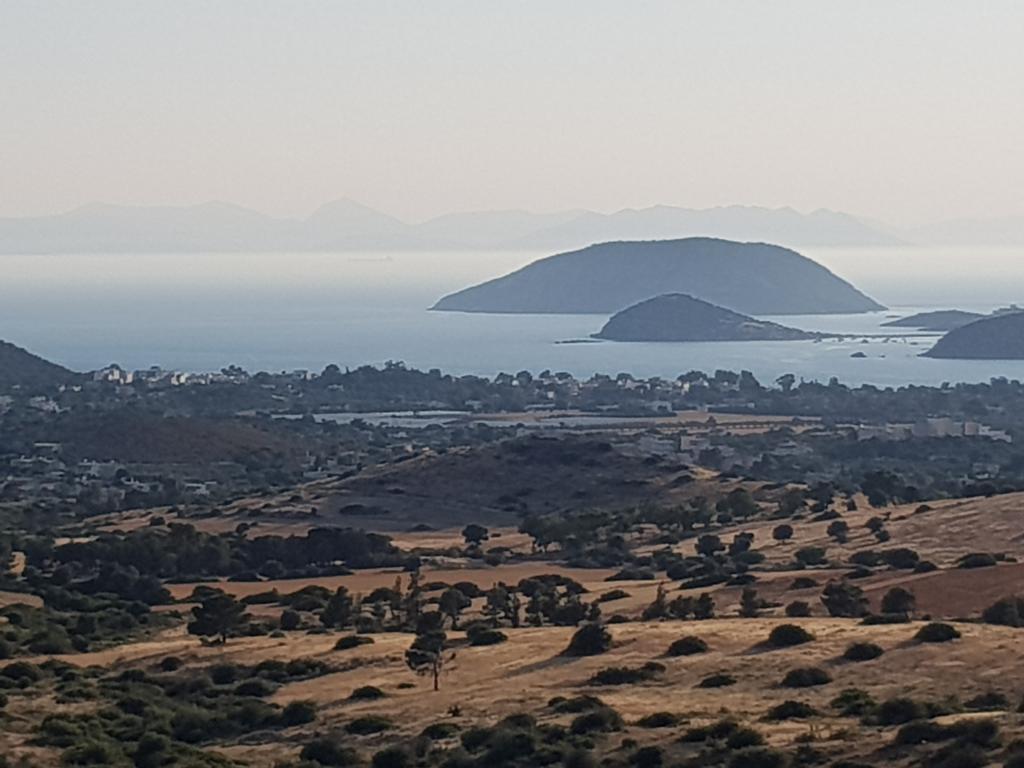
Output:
[2,246,1023,386]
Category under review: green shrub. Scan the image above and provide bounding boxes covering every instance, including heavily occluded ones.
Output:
[276,699,315,727]
[372,746,413,768]
[767,624,813,648]
[875,697,929,725]
[550,694,604,714]
[350,685,386,701]
[726,727,765,749]
[467,627,507,647]
[589,662,663,686]
[698,673,736,688]
[765,700,816,720]
[666,636,708,656]
[563,624,611,657]
[346,715,393,735]
[420,721,461,740]
[635,712,680,728]
[964,692,1008,711]
[681,719,738,743]
[726,748,788,768]
[831,688,876,717]
[915,622,961,643]
[843,642,884,662]
[334,635,374,651]
[570,706,623,734]
[300,737,360,766]
[781,667,831,688]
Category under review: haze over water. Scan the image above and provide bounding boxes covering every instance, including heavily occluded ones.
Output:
[3,245,1023,386]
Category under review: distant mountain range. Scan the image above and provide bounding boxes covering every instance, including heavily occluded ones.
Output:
[433,238,884,316]
[0,200,908,253]
[3,199,1021,253]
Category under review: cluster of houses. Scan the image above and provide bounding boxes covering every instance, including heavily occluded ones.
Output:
[852,418,1012,443]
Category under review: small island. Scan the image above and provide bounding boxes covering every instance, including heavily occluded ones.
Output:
[923,311,1024,359]
[592,293,817,342]
[881,309,984,332]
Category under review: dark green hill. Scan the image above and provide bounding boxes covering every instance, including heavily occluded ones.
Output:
[432,237,884,316]
[0,341,79,391]
[923,312,1024,359]
[593,294,816,342]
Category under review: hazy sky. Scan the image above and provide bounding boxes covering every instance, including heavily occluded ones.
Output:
[2,1,1022,225]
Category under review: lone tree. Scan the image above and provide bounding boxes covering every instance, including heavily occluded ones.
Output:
[739,587,761,618]
[563,622,611,657]
[695,534,725,557]
[405,611,449,691]
[826,520,850,544]
[772,524,794,543]
[820,580,869,618]
[439,587,472,630]
[320,586,355,629]
[694,592,715,620]
[880,587,916,618]
[461,524,489,548]
[188,593,248,644]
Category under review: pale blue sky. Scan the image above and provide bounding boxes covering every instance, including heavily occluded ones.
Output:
[2,1,1022,224]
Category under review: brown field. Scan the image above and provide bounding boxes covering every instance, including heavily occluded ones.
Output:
[9,617,1024,767]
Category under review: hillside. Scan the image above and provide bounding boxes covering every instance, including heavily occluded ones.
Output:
[923,311,1024,359]
[593,293,817,342]
[881,309,984,332]
[432,238,885,316]
[0,340,78,391]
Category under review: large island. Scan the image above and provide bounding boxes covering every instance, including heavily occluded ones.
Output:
[923,311,1024,359]
[432,237,884,316]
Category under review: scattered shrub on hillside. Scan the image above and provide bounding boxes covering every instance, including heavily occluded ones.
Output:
[767,624,814,648]
[698,673,736,688]
[549,694,605,713]
[300,737,360,766]
[785,601,812,618]
[334,635,374,651]
[915,622,961,643]
[570,706,624,735]
[346,715,393,735]
[350,685,386,701]
[635,712,681,728]
[467,625,507,647]
[726,748,789,768]
[589,662,664,686]
[781,667,832,688]
[964,692,1009,711]
[958,553,998,569]
[725,727,765,749]
[765,700,817,720]
[563,623,611,657]
[831,688,877,717]
[843,642,884,662]
[981,596,1024,628]
[666,636,708,656]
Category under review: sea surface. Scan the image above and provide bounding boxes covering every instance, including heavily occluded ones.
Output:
[1,246,1023,387]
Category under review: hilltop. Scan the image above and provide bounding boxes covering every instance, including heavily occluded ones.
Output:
[0,340,78,392]
[432,238,884,316]
[593,293,817,342]
[924,311,1024,359]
